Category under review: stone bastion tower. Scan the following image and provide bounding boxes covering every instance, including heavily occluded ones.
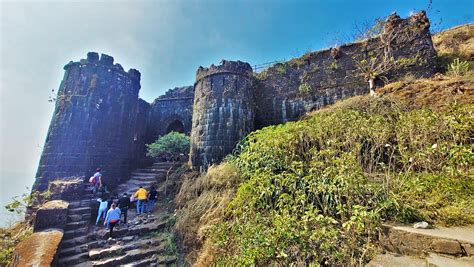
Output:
[34,52,145,191]
[189,60,255,171]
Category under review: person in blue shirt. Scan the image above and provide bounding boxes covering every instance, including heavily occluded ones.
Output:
[96,197,108,225]
[104,203,121,239]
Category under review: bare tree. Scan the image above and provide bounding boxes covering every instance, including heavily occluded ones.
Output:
[350,13,422,96]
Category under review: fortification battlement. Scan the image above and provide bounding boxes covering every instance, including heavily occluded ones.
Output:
[384,11,430,31]
[63,52,141,82]
[156,86,194,100]
[196,60,253,83]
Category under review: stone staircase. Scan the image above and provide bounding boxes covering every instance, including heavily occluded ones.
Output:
[55,161,179,266]
[368,224,474,266]
[56,186,95,265]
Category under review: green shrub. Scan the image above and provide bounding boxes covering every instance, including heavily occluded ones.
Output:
[162,232,178,255]
[274,63,287,75]
[298,83,311,94]
[447,58,470,77]
[207,97,473,266]
[146,131,190,158]
[253,70,268,80]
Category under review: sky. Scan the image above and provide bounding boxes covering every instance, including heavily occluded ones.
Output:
[0,0,472,227]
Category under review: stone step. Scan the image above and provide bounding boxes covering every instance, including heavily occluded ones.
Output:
[69,200,83,209]
[89,236,164,260]
[68,214,92,223]
[57,251,90,266]
[83,193,94,199]
[368,252,474,267]
[121,256,157,267]
[81,199,94,205]
[134,169,168,173]
[131,171,163,175]
[152,162,176,165]
[65,220,89,231]
[58,244,89,258]
[380,224,474,257]
[64,227,89,239]
[91,246,165,267]
[367,253,427,267]
[69,207,92,215]
[129,176,158,182]
[118,183,157,194]
[129,176,157,181]
[426,252,474,266]
[99,220,167,239]
[60,236,88,249]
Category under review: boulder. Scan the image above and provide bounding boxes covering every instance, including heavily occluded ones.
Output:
[34,200,69,232]
[11,229,63,267]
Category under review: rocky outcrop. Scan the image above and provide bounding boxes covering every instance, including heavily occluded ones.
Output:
[12,229,63,267]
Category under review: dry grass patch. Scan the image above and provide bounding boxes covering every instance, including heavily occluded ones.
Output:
[174,162,242,265]
[379,72,474,111]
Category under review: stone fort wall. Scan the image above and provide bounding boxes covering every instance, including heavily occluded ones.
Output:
[33,11,437,189]
[190,11,436,170]
[34,52,144,190]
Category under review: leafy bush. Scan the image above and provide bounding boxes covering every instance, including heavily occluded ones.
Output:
[205,96,473,266]
[274,63,287,75]
[298,83,311,94]
[253,70,268,80]
[447,58,470,77]
[146,131,190,158]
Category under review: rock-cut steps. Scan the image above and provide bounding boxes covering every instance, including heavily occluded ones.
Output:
[87,214,177,267]
[55,161,178,266]
[56,186,96,266]
[116,162,175,196]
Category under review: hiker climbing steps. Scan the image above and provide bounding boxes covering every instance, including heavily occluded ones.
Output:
[55,161,179,266]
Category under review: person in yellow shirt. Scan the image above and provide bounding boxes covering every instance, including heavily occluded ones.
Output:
[134,186,148,214]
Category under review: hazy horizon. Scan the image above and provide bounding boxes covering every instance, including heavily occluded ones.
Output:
[1,0,472,227]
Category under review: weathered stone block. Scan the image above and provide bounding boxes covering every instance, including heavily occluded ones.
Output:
[12,229,63,266]
[431,239,463,255]
[34,200,69,232]
[48,178,84,201]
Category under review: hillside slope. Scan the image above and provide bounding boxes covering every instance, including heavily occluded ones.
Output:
[174,24,474,266]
